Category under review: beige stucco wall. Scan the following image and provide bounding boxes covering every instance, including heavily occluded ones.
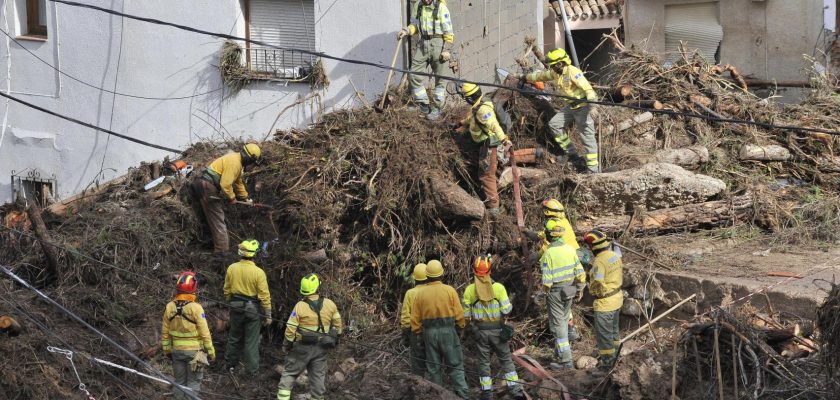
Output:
[624,0,824,83]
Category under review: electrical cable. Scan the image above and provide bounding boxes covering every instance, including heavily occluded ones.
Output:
[0,27,223,101]
[48,0,840,136]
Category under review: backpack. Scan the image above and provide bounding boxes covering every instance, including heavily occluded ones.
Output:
[473,100,512,135]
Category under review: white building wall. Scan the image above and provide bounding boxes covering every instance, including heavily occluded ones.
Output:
[0,0,401,202]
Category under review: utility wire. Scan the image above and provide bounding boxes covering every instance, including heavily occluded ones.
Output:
[0,265,201,400]
[0,27,223,101]
[48,0,840,136]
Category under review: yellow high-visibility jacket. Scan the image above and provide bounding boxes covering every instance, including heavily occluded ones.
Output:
[284,295,344,342]
[539,240,585,290]
[161,294,215,358]
[589,249,624,312]
[462,280,512,323]
[207,152,248,201]
[525,65,597,107]
[461,99,508,146]
[400,284,426,330]
[411,281,465,334]
[408,0,454,44]
[223,259,272,313]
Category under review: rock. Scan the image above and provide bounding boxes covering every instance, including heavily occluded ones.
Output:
[621,298,645,317]
[572,163,726,215]
[739,144,791,161]
[576,355,598,369]
[332,371,346,384]
[428,175,485,221]
[498,167,549,190]
[652,146,709,167]
[339,357,357,374]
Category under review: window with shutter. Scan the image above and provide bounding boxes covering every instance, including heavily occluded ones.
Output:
[247,0,316,79]
[664,2,723,63]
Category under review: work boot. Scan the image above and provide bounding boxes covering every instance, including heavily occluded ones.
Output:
[409,103,431,114]
[568,325,580,342]
[549,361,575,371]
[487,207,501,218]
[426,107,441,121]
[512,393,526,400]
[479,390,494,400]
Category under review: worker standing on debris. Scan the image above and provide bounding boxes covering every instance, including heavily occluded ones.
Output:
[161,271,215,400]
[400,263,429,376]
[584,230,624,370]
[188,143,262,257]
[398,0,454,120]
[522,49,600,173]
[411,260,469,399]
[277,273,343,400]
[456,82,512,217]
[462,255,525,400]
[540,219,586,370]
[223,239,271,378]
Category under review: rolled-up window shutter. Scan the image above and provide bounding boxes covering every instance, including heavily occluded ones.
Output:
[664,2,723,63]
[249,0,316,74]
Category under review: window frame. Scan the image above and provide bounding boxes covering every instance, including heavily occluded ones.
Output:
[25,0,47,38]
[242,0,316,81]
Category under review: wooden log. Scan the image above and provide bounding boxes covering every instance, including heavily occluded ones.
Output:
[151,162,161,180]
[498,167,548,190]
[604,111,654,135]
[301,248,328,263]
[739,144,791,161]
[653,146,710,167]
[762,324,800,344]
[576,194,754,235]
[428,175,485,221]
[27,200,60,280]
[47,174,129,217]
[623,99,663,110]
[611,84,633,100]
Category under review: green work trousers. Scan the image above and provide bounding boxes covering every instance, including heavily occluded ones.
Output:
[474,329,523,396]
[547,285,576,363]
[595,309,621,367]
[226,300,262,376]
[548,104,599,172]
[409,38,448,109]
[423,324,469,399]
[189,177,229,253]
[410,331,426,376]
[276,343,327,400]
[172,350,202,400]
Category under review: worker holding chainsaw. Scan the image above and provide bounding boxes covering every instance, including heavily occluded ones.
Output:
[584,230,624,370]
[521,48,600,173]
[455,82,512,217]
[398,0,454,121]
[187,144,262,257]
[161,271,215,400]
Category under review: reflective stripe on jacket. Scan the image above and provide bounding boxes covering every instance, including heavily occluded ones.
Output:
[462,100,508,145]
[539,241,585,288]
[223,259,272,312]
[462,281,512,322]
[160,295,215,358]
[400,284,426,330]
[284,295,344,342]
[525,65,597,106]
[207,152,248,201]
[589,250,624,312]
[411,281,465,334]
[408,1,454,43]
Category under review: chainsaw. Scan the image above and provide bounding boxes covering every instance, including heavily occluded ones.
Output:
[496,68,551,102]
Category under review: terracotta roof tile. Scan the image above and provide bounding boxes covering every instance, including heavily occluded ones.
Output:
[561,0,621,20]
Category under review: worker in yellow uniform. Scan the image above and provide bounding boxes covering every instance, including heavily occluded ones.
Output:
[398,0,454,120]
[584,230,624,370]
[463,255,525,400]
[400,263,428,376]
[456,82,512,217]
[411,260,468,399]
[522,49,600,173]
[161,271,215,400]
[188,143,262,257]
[277,273,343,400]
[223,239,272,378]
[539,219,586,370]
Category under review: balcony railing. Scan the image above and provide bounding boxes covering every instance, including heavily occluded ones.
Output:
[249,48,315,80]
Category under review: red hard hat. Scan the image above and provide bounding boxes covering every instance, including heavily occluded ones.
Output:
[473,254,493,277]
[176,271,197,293]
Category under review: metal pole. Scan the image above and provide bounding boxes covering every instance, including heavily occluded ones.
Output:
[556,1,580,67]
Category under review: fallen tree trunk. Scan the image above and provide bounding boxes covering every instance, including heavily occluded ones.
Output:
[739,144,791,161]
[428,175,485,221]
[576,194,753,235]
[498,167,548,190]
[651,146,710,167]
[27,200,60,280]
[605,111,654,134]
[47,174,129,217]
[623,99,663,110]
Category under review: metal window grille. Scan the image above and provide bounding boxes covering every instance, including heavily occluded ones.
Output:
[248,0,316,79]
[11,169,56,206]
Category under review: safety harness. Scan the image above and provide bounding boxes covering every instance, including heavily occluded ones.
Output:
[169,300,197,325]
[472,100,512,140]
[296,298,337,348]
[415,1,441,37]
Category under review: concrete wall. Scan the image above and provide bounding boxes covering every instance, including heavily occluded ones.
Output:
[624,0,824,87]
[0,0,401,202]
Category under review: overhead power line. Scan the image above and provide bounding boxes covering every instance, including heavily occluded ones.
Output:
[48,0,840,136]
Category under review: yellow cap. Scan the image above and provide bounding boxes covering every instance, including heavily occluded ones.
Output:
[412,263,428,282]
[425,259,444,278]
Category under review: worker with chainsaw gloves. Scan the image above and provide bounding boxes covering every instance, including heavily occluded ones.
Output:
[399,0,454,120]
[400,263,429,376]
[457,82,511,217]
[161,271,215,400]
[539,219,586,370]
[524,48,600,173]
[411,260,469,399]
[277,273,343,400]
[223,239,271,378]
[585,230,624,369]
[188,143,262,255]
[462,255,525,400]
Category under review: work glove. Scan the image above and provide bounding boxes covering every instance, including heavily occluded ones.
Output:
[520,228,541,242]
[401,329,411,347]
[575,289,585,303]
[262,313,272,327]
[189,351,210,372]
[397,27,410,40]
[440,50,451,62]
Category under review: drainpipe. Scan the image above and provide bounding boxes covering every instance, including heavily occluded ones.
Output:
[555,0,580,67]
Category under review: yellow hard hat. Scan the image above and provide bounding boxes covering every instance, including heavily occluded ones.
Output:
[412,263,428,282]
[584,229,610,251]
[300,273,320,295]
[460,82,480,97]
[546,48,571,66]
[238,239,260,258]
[242,143,262,164]
[544,218,566,239]
[425,259,444,278]
[542,198,565,218]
